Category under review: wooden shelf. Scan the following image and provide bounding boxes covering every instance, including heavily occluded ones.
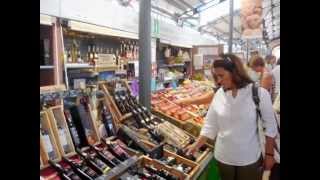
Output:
[40,65,54,69]
[65,63,93,69]
[158,63,185,68]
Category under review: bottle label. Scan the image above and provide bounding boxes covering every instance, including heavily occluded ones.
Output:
[43,134,54,154]
[70,127,81,146]
[58,128,69,148]
[103,150,116,161]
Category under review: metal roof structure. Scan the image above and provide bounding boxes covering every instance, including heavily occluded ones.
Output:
[119,0,280,50]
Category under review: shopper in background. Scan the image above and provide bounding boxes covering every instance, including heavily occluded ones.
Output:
[270,92,280,180]
[250,56,276,101]
[271,58,280,98]
[186,53,278,180]
[265,55,277,71]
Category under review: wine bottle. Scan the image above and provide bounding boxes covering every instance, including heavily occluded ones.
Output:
[64,110,81,148]
[40,121,56,160]
[68,106,89,148]
[62,156,98,180]
[93,46,98,65]
[77,50,82,63]
[114,94,127,114]
[58,125,70,154]
[100,102,115,137]
[75,149,111,175]
[101,140,130,161]
[67,49,72,63]
[90,145,120,167]
[144,165,178,180]
[48,160,81,180]
[43,39,50,65]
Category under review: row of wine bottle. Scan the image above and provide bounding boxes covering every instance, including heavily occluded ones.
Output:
[48,139,130,180]
[41,95,117,162]
[120,164,179,180]
[65,40,139,64]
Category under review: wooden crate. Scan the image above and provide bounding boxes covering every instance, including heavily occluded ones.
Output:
[137,156,188,180]
[40,111,61,166]
[47,106,76,158]
[141,140,200,179]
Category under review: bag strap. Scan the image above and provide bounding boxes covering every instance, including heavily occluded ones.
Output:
[252,83,280,154]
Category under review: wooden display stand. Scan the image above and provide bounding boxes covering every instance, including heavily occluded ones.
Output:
[40,111,61,166]
[141,140,199,179]
[47,106,76,157]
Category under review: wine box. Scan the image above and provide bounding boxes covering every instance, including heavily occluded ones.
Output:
[40,111,61,166]
[74,98,101,145]
[140,140,199,179]
[99,81,133,123]
[47,106,76,157]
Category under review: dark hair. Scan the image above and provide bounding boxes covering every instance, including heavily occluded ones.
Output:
[265,55,276,63]
[213,53,253,89]
[250,56,265,68]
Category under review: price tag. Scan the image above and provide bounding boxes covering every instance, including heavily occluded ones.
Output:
[58,128,69,147]
[42,134,54,154]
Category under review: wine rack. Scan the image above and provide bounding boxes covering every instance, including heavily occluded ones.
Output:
[47,106,76,157]
[99,81,133,123]
[40,111,61,166]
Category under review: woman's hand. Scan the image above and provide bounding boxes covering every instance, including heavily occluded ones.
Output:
[264,155,276,170]
[185,143,198,156]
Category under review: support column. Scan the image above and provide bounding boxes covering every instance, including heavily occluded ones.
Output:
[139,0,152,109]
[228,0,234,53]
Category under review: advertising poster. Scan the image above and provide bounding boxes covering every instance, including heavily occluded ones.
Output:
[241,0,263,39]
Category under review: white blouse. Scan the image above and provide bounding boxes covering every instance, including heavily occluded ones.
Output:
[200,83,277,166]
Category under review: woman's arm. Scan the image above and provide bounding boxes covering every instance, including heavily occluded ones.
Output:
[175,91,214,105]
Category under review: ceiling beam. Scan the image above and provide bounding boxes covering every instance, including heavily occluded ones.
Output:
[220,16,241,35]
[175,0,194,9]
[163,0,187,11]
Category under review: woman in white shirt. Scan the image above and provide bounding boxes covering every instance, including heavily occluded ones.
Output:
[186,54,278,180]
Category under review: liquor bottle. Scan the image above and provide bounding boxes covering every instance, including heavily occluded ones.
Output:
[101,139,130,161]
[89,145,120,167]
[43,39,50,65]
[67,106,89,148]
[67,49,72,63]
[87,45,93,63]
[77,50,82,63]
[100,102,115,137]
[93,46,98,65]
[75,149,111,175]
[57,125,70,154]
[64,110,81,148]
[62,156,98,180]
[40,121,56,160]
[115,49,120,66]
[48,160,81,180]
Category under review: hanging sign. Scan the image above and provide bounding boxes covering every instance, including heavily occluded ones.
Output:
[240,0,263,39]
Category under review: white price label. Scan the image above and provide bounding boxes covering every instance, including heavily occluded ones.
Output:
[58,129,69,147]
[43,134,54,153]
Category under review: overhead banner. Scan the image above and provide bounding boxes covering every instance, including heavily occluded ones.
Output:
[241,0,263,39]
